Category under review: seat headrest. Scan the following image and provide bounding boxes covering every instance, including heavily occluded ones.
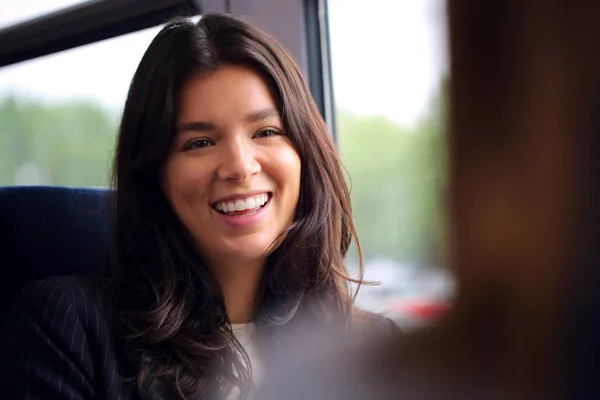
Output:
[0,186,110,319]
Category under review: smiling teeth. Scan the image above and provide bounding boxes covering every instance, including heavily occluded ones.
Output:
[215,193,269,213]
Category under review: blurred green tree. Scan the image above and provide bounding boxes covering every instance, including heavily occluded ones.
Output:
[0,94,118,187]
[338,78,447,267]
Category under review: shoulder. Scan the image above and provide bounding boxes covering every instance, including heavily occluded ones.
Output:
[14,274,100,296]
[13,274,108,306]
[9,275,112,334]
[3,276,131,398]
[352,308,402,336]
[374,316,402,335]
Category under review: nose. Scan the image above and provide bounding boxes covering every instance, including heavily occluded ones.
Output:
[217,137,261,182]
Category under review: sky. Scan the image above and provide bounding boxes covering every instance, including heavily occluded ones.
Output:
[0,0,448,127]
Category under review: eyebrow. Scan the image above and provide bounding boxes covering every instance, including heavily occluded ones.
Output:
[246,107,280,123]
[176,107,280,134]
[176,121,216,133]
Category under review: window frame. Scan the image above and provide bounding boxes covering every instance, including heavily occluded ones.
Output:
[0,0,335,133]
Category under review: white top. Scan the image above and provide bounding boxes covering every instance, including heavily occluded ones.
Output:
[226,323,263,399]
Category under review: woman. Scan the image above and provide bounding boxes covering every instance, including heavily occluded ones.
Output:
[2,13,394,400]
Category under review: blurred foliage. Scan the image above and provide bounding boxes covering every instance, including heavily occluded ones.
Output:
[338,80,448,267]
[0,95,118,187]
[0,81,447,266]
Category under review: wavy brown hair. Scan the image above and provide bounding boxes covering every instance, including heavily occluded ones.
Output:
[109,13,363,399]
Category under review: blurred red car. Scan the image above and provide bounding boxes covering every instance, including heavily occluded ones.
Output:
[391,296,452,321]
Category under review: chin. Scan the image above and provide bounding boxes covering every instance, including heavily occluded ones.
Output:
[221,242,275,262]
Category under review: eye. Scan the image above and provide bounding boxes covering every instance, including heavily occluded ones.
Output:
[253,128,281,139]
[183,138,214,151]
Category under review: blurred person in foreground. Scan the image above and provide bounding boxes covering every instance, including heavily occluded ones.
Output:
[258,1,600,399]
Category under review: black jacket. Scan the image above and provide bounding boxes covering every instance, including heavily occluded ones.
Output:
[1,276,132,399]
[1,275,399,399]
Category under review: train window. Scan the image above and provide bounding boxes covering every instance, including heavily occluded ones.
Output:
[327,0,453,329]
[0,24,163,186]
[0,0,453,328]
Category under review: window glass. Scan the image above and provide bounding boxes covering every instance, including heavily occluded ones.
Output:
[327,0,453,329]
[0,22,163,187]
[0,0,88,28]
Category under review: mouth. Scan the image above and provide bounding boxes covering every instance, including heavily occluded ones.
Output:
[212,192,272,217]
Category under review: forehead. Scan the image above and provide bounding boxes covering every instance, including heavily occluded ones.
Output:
[177,65,279,122]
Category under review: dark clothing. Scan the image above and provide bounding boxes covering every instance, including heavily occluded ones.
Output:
[1,275,399,399]
[1,276,133,400]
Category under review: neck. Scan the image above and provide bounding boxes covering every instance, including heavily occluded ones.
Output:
[210,257,265,324]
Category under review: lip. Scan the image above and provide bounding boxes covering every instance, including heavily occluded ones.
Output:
[211,190,271,206]
[213,193,272,228]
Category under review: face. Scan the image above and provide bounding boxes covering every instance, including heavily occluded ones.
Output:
[162,65,301,269]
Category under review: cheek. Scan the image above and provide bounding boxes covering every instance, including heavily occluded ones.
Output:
[276,147,302,197]
[162,158,211,205]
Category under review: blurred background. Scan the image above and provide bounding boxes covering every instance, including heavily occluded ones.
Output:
[0,0,452,331]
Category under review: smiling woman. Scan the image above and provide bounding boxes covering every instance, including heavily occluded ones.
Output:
[162,65,302,322]
[3,12,398,400]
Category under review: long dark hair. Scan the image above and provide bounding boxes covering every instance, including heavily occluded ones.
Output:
[109,13,363,399]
